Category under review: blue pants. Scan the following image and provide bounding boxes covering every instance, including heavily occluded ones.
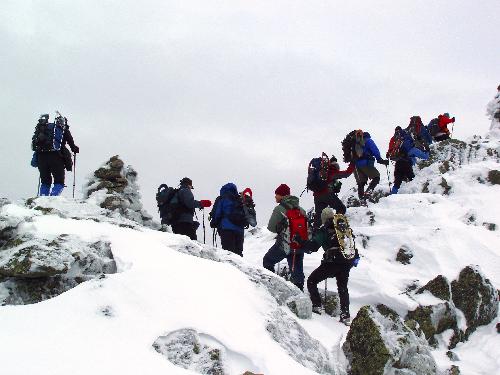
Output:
[408,147,429,160]
[263,241,304,289]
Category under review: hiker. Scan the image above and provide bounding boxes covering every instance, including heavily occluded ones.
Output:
[428,113,455,142]
[210,183,246,256]
[31,114,79,196]
[263,184,307,291]
[296,207,359,325]
[407,116,432,151]
[312,155,353,230]
[346,130,389,200]
[171,177,211,240]
[387,127,417,194]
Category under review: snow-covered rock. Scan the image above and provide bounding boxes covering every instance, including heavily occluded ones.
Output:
[486,85,500,134]
[83,155,158,229]
[343,304,437,375]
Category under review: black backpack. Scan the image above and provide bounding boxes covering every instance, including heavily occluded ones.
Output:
[306,152,330,192]
[32,115,66,152]
[341,130,364,163]
[156,184,181,225]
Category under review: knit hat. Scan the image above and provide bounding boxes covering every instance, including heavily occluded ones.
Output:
[274,183,290,196]
[321,207,335,225]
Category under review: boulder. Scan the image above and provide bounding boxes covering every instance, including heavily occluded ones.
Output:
[396,246,413,265]
[451,265,499,337]
[487,170,500,185]
[286,294,313,319]
[417,275,451,301]
[343,304,437,375]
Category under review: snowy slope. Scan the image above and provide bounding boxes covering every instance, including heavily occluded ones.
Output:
[1,133,499,375]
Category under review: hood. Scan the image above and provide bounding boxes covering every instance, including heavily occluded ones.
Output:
[220,183,238,196]
[280,195,300,209]
[363,132,371,139]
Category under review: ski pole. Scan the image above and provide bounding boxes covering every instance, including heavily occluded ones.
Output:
[202,209,206,244]
[72,153,77,198]
[385,165,392,191]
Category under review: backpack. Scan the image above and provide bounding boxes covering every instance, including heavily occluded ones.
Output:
[428,118,440,136]
[341,130,365,163]
[407,116,423,139]
[156,184,181,225]
[387,134,404,161]
[241,188,257,227]
[306,152,330,192]
[281,208,309,255]
[208,193,249,229]
[32,115,66,152]
[324,214,357,261]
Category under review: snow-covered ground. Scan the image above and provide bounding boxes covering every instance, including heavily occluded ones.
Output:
[0,133,499,375]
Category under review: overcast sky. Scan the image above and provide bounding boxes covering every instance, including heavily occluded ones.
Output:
[1,0,498,227]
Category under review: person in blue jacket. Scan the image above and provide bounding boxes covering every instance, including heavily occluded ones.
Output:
[352,132,389,199]
[212,183,246,256]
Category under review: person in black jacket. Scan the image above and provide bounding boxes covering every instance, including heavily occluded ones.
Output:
[298,207,359,325]
[171,177,211,240]
[33,114,79,196]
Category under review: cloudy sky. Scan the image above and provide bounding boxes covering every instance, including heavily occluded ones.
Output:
[1,0,498,226]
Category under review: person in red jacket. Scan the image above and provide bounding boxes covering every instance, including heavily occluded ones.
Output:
[434,113,455,141]
[312,156,354,230]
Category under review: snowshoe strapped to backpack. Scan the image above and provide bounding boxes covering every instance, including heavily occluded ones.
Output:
[280,208,309,255]
[241,188,257,227]
[156,184,181,225]
[32,114,67,152]
[327,213,357,261]
[342,130,365,163]
[306,152,330,192]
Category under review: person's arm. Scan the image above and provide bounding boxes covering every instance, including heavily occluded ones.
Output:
[267,206,285,233]
[334,162,355,179]
[178,188,201,210]
[64,128,79,153]
[295,230,324,253]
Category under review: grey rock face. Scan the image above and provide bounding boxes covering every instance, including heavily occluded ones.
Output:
[320,289,341,317]
[266,309,334,374]
[84,155,158,229]
[396,246,413,265]
[286,294,313,319]
[451,265,499,338]
[343,304,436,375]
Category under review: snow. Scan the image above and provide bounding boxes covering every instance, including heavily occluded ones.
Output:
[0,133,499,374]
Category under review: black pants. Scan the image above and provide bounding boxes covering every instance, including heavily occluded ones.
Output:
[219,229,244,256]
[434,134,450,142]
[172,222,197,240]
[394,159,415,189]
[38,151,65,185]
[354,165,380,198]
[307,261,351,315]
[313,193,346,230]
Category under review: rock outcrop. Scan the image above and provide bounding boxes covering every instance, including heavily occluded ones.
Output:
[84,155,158,228]
[343,304,437,375]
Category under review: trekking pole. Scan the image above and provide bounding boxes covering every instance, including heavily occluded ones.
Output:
[299,187,307,197]
[324,279,328,302]
[451,122,455,139]
[202,209,206,244]
[72,153,77,198]
[37,177,41,197]
[385,165,392,191]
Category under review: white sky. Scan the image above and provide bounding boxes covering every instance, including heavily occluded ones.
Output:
[0,0,498,224]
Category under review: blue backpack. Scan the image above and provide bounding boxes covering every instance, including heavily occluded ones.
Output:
[306,152,330,192]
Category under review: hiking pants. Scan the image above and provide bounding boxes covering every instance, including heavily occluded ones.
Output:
[434,133,450,142]
[313,193,346,230]
[172,222,197,241]
[219,229,244,257]
[37,151,65,185]
[354,165,380,198]
[393,159,415,190]
[307,262,351,315]
[263,241,304,290]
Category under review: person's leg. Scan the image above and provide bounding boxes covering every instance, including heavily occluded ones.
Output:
[49,152,66,196]
[354,168,368,199]
[219,229,234,252]
[287,251,304,290]
[235,232,244,257]
[392,160,404,194]
[364,166,381,192]
[172,222,196,240]
[327,192,346,214]
[334,266,351,317]
[408,147,429,160]
[306,263,331,307]
[37,153,52,196]
[263,242,287,273]
[313,195,328,230]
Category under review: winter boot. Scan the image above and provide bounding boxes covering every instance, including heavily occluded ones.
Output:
[50,184,64,196]
[39,184,50,196]
[340,312,351,326]
[312,305,322,315]
[390,185,399,195]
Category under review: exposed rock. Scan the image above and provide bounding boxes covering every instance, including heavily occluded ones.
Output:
[417,275,451,301]
[487,170,500,185]
[446,351,460,362]
[482,222,497,231]
[439,177,452,195]
[343,304,436,375]
[153,329,226,375]
[266,309,333,374]
[451,265,499,337]
[446,365,461,375]
[405,302,461,348]
[497,322,500,333]
[84,155,158,229]
[396,246,413,265]
[286,294,312,319]
[319,289,340,317]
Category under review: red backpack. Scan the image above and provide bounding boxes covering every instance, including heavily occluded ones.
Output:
[285,208,308,250]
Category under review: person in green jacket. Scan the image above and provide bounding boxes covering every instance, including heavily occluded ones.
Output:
[263,184,307,291]
[297,207,359,325]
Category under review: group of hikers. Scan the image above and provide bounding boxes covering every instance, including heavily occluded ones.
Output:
[31,110,455,325]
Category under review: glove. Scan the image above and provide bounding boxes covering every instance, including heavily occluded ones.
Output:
[72,145,80,154]
[378,159,390,166]
[200,200,212,208]
[353,257,360,267]
[451,117,455,122]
